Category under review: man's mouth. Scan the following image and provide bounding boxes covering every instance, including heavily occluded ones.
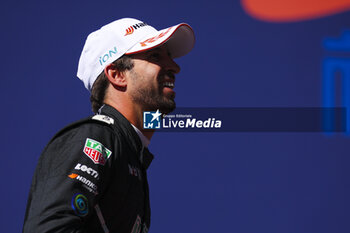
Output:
[162,82,175,89]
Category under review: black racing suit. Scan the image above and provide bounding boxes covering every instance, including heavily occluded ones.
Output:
[23,105,153,233]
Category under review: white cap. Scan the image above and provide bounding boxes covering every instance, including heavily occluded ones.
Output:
[77,18,195,91]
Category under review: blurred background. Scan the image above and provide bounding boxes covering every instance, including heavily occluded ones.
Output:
[1,0,350,232]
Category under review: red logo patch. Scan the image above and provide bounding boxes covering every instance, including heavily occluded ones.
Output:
[125,26,134,36]
[140,27,172,47]
[83,138,112,165]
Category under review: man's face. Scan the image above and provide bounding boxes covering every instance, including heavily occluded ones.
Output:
[127,46,181,114]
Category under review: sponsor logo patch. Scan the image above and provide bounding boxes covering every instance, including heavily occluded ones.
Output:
[142,223,149,233]
[131,215,142,233]
[74,163,99,179]
[83,138,112,165]
[128,164,142,180]
[125,22,148,36]
[72,193,88,216]
[92,115,114,124]
[69,173,98,195]
[99,46,117,66]
[69,173,78,179]
[139,27,172,47]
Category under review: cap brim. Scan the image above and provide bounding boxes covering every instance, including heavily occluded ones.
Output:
[125,23,195,58]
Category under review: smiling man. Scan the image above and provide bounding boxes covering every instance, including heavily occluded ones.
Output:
[23,18,195,233]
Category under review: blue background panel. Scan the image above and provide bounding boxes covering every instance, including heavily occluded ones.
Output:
[1,0,350,232]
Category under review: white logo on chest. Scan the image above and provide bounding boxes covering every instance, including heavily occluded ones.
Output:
[128,164,142,180]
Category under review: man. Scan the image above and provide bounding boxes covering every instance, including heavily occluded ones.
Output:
[23,18,195,233]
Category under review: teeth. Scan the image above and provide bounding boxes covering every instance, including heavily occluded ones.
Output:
[163,82,174,89]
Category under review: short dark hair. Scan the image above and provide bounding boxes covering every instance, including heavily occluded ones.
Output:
[90,55,134,113]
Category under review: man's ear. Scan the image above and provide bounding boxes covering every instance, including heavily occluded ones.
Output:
[104,63,127,88]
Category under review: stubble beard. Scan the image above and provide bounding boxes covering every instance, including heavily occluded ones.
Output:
[129,71,176,115]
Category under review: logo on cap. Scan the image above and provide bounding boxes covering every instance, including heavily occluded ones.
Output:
[139,27,172,47]
[124,22,148,36]
[99,47,118,66]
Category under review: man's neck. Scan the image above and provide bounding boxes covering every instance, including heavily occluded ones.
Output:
[104,100,155,140]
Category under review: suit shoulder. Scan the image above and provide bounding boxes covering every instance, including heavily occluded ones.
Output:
[49,115,117,144]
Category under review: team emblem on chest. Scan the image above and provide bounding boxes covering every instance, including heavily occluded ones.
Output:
[129,164,142,180]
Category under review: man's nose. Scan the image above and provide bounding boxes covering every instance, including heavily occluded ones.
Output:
[165,57,181,74]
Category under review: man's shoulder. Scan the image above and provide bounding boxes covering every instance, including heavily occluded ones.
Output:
[50,115,119,145]
[63,114,115,132]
